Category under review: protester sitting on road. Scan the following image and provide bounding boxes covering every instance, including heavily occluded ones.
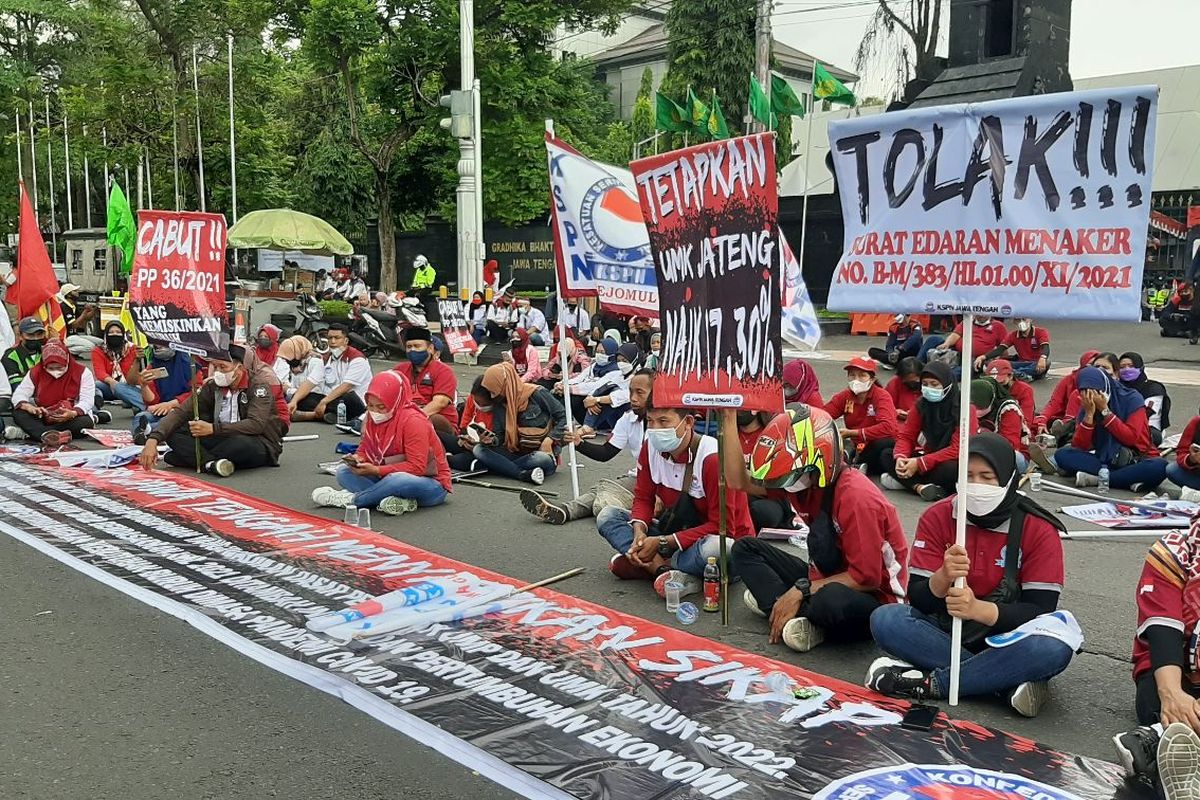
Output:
[971,378,1030,471]
[579,342,640,435]
[289,322,370,425]
[597,401,753,599]
[983,359,1035,425]
[920,315,1009,374]
[561,337,621,422]
[472,363,565,486]
[867,314,922,368]
[1166,415,1200,500]
[783,358,822,407]
[507,328,543,384]
[1092,351,1120,377]
[312,371,451,516]
[868,433,1074,718]
[559,300,591,340]
[3,316,47,393]
[139,342,284,477]
[466,291,489,344]
[484,295,516,343]
[91,320,145,411]
[723,406,909,653]
[57,283,103,359]
[1120,352,1172,446]
[393,328,458,435]
[515,297,548,346]
[880,360,979,501]
[885,357,923,424]
[521,368,652,526]
[12,339,110,445]
[1111,519,1200,798]
[253,324,282,366]
[1035,349,1100,441]
[1159,282,1196,341]
[996,318,1051,380]
[273,336,323,403]
[131,344,194,443]
[1053,367,1169,492]
[727,409,794,531]
[823,356,897,475]
[440,376,494,473]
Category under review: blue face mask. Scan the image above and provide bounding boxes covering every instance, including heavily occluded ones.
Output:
[647,422,685,453]
[921,384,947,403]
[407,350,429,366]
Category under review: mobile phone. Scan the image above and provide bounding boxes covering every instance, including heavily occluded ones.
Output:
[145,367,169,380]
[341,454,359,466]
[900,703,940,731]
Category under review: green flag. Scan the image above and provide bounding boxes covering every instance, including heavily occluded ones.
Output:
[655,92,690,133]
[748,75,773,128]
[687,88,709,133]
[107,182,136,276]
[706,92,730,139]
[770,73,806,118]
[813,62,856,107]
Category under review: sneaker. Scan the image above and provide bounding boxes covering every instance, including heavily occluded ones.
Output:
[520,490,569,525]
[1076,472,1100,488]
[312,486,355,508]
[94,409,113,424]
[865,656,933,701]
[1158,722,1200,800]
[205,459,235,478]
[1181,486,1200,504]
[1008,680,1050,718]
[3,425,24,441]
[781,617,825,652]
[880,473,905,492]
[608,553,650,581]
[917,483,948,502]
[1028,442,1059,475]
[742,589,767,618]
[1049,419,1068,438]
[377,496,418,516]
[40,430,69,446]
[525,467,545,486]
[1112,724,1162,781]
[654,569,702,599]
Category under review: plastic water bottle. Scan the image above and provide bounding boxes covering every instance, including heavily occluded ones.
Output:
[336,401,347,426]
[1098,466,1110,495]
[702,557,720,613]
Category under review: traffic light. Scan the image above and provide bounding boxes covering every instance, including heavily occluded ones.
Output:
[439,90,474,139]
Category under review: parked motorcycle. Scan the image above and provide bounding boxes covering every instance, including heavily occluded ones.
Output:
[294,292,330,350]
[350,297,429,358]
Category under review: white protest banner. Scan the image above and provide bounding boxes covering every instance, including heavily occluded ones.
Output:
[826,86,1158,320]
[780,230,822,350]
[546,134,659,318]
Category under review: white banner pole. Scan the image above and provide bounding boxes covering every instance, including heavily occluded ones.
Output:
[948,312,974,706]
[797,64,818,272]
[193,45,207,212]
[14,106,23,183]
[546,117,580,501]
[82,124,91,227]
[27,102,38,220]
[63,104,73,230]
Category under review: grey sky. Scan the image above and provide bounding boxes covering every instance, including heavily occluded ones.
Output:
[773,0,1200,98]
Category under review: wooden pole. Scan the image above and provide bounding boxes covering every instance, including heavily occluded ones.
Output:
[714,410,729,625]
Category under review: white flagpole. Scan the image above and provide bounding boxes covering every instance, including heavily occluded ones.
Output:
[797,62,818,275]
[172,96,181,211]
[102,126,110,191]
[193,45,207,212]
[145,145,153,208]
[136,149,144,209]
[63,104,73,230]
[125,166,132,207]
[15,108,23,183]
[28,102,38,220]
[947,313,974,706]
[44,95,57,260]
[82,124,92,227]
[227,33,238,222]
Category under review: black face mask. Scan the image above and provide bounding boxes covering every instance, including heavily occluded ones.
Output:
[25,339,45,354]
[257,335,272,349]
[106,334,125,351]
[736,411,758,428]
[153,348,174,361]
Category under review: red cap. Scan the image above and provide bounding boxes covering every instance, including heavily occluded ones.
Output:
[845,356,877,374]
[986,359,1013,378]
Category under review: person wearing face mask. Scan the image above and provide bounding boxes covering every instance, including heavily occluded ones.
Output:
[139,341,285,476]
[90,320,146,412]
[253,324,282,366]
[505,328,543,384]
[727,408,792,531]
[522,368,654,526]
[880,360,978,501]
[560,337,621,423]
[1119,352,1171,446]
[130,344,194,443]
[57,283,103,359]
[885,357,923,423]
[294,323,371,425]
[598,401,753,599]
[823,356,897,474]
[997,318,1051,380]
[311,371,452,516]
[485,294,517,342]
[919,315,1009,374]
[1052,367,1169,491]
[3,317,48,394]
[273,336,325,407]
[472,362,566,485]
[645,331,662,371]
[392,327,459,435]
[579,343,641,434]
[11,339,108,445]
[782,358,822,407]
[868,314,923,368]
[441,376,496,472]
[558,299,590,339]
[982,359,1035,426]
[466,291,489,344]
[867,433,1075,718]
[1034,350,1100,444]
[541,328,590,389]
[1159,282,1195,340]
[514,298,547,346]
[722,406,908,652]
[971,377,1030,470]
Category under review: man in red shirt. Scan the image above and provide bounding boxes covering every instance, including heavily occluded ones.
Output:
[392,328,459,435]
[920,316,1009,374]
[824,356,898,475]
[984,359,1035,424]
[997,318,1051,380]
[721,407,909,653]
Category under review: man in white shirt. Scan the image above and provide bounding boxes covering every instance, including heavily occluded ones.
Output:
[289,323,372,424]
[559,300,590,339]
[516,297,548,346]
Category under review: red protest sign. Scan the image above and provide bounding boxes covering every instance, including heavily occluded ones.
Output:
[128,211,228,357]
[630,133,783,412]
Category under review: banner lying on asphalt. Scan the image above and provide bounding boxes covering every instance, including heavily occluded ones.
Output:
[826,86,1158,321]
[0,461,1146,800]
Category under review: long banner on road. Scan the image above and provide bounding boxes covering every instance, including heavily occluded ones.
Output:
[0,460,1147,800]
[826,86,1158,320]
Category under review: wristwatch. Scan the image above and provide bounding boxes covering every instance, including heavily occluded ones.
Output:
[657,536,673,557]
[793,577,812,602]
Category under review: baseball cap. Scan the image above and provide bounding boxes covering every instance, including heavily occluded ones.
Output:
[986,359,1013,378]
[845,356,877,374]
[18,316,45,335]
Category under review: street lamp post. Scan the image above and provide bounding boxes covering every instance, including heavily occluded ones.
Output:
[454,0,483,298]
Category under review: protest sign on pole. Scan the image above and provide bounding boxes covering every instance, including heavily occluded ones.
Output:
[437,299,478,356]
[546,134,659,318]
[630,132,783,412]
[128,210,228,357]
[825,86,1158,320]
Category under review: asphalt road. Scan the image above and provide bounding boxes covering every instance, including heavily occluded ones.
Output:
[1,318,1196,799]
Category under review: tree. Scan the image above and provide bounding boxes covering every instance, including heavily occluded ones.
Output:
[662,0,755,140]
[855,0,946,104]
[629,67,654,149]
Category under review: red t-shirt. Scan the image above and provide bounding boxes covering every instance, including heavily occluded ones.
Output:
[893,402,980,472]
[952,320,1009,359]
[1072,406,1158,459]
[976,402,1028,456]
[1132,534,1200,683]
[910,498,1065,602]
[1004,327,1051,362]
[736,427,760,462]
[393,359,460,428]
[91,346,139,384]
[773,469,908,604]
[1176,417,1200,471]
[372,406,453,492]
[822,384,898,443]
[1038,372,1082,427]
[885,376,920,420]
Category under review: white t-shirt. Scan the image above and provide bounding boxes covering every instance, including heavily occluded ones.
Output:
[274,356,326,400]
[323,353,373,399]
[608,410,645,476]
[559,305,590,332]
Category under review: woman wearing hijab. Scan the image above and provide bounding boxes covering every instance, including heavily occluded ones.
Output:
[1035,349,1100,439]
[466,291,489,344]
[540,329,590,390]
[645,331,662,371]
[881,360,979,501]
[312,371,451,515]
[868,433,1076,718]
[563,337,621,423]
[507,328,543,384]
[1119,352,1171,445]
[253,324,281,366]
[12,339,106,445]
[971,377,1029,470]
[274,336,325,406]
[580,342,641,434]
[885,357,923,423]
[91,319,145,411]
[1054,367,1169,491]
[782,359,822,407]
[472,363,566,485]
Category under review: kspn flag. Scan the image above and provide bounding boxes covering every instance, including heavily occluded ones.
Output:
[546,135,659,318]
[780,230,821,350]
[826,86,1158,321]
[631,133,783,412]
[128,210,228,357]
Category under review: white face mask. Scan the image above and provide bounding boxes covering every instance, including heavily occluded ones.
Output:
[848,379,872,395]
[964,481,1009,518]
[46,367,67,379]
[369,410,393,424]
[973,316,991,326]
[1017,320,1031,333]
[212,369,236,387]
[329,346,346,358]
[594,352,609,365]
[618,361,634,377]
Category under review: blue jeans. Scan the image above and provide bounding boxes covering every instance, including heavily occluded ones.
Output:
[918,334,946,362]
[335,466,448,508]
[471,444,557,481]
[1011,358,1050,380]
[595,506,726,577]
[1167,462,1200,490]
[131,410,165,434]
[583,403,628,432]
[886,331,923,358]
[1054,447,1169,490]
[98,380,147,412]
[869,605,1074,698]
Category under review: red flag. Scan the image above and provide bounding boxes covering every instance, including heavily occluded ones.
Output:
[12,181,61,319]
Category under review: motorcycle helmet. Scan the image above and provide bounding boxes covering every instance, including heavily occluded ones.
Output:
[747,405,841,490]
